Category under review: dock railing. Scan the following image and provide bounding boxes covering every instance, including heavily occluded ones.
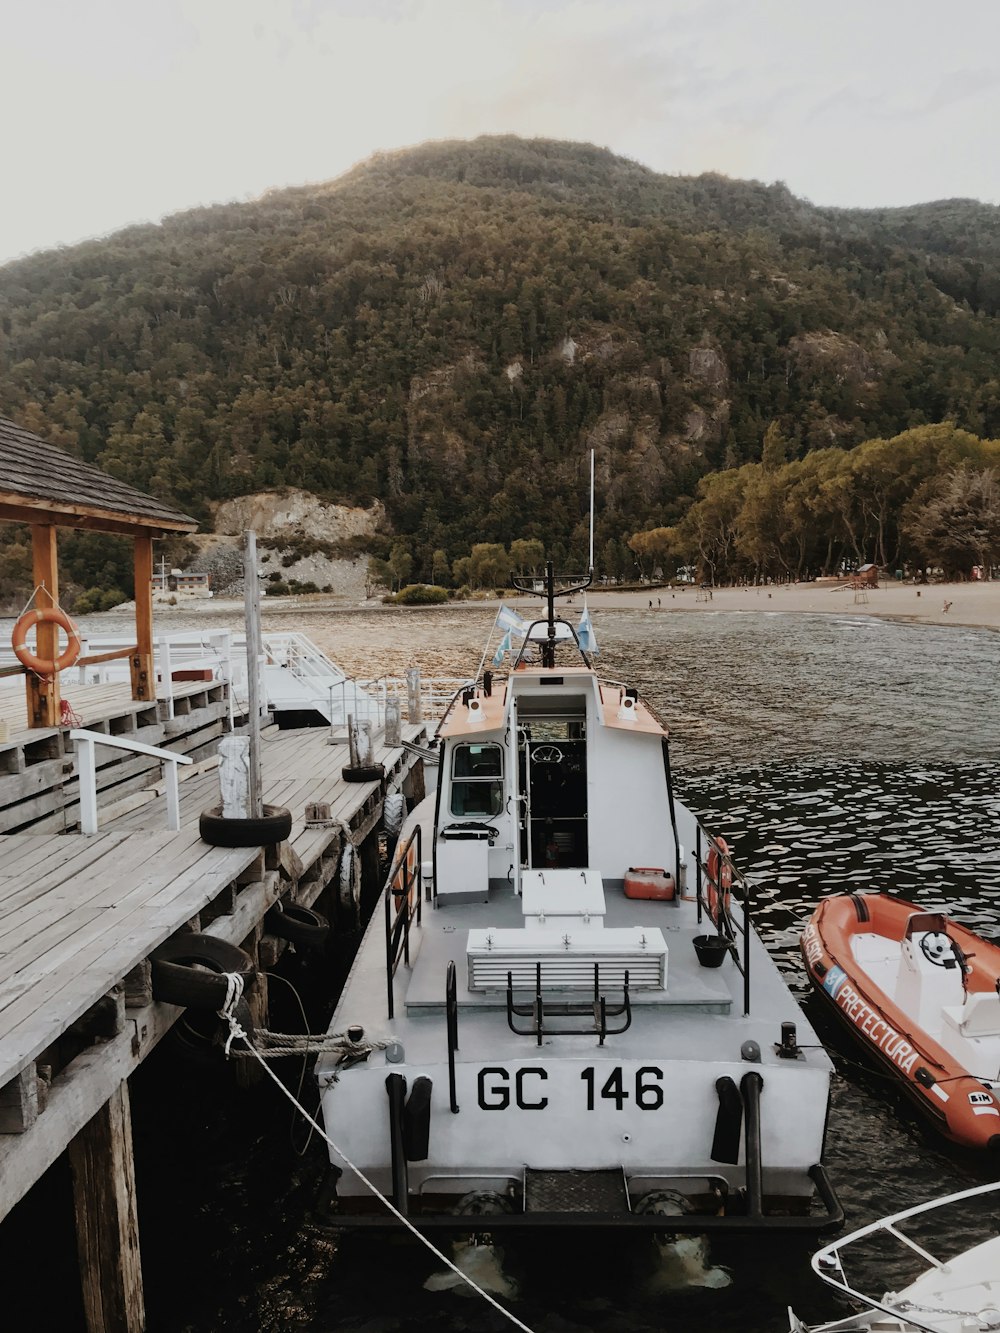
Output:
[70,728,194,834]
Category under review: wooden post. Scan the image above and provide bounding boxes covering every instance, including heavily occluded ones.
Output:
[242,532,264,819]
[130,534,156,702]
[406,666,422,723]
[235,957,268,1090]
[68,1081,145,1333]
[385,697,401,747]
[25,524,61,727]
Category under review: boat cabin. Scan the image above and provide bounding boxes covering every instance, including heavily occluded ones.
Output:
[436,665,671,906]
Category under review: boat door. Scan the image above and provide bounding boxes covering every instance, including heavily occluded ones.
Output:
[518,720,588,868]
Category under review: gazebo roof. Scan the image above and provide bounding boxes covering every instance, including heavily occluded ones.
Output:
[0,415,198,536]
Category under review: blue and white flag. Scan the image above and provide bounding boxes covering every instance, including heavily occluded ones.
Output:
[492,630,512,666]
[577,606,599,654]
[496,604,527,635]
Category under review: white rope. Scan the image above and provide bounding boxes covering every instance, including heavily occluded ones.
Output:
[216,977,535,1333]
[16,581,48,620]
[228,1028,394,1059]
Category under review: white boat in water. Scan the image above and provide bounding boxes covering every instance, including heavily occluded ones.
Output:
[316,566,842,1234]
[790,1180,1000,1332]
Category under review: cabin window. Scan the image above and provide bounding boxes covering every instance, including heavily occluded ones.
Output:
[450,743,503,817]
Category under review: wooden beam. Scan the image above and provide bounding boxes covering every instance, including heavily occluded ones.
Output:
[0,1066,39,1133]
[130,536,155,703]
[25,524,61,728]
[0,493,197,536]
[242,531,264,819]
[68,1081,146,1333]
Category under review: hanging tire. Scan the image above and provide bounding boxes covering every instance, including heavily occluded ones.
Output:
[341,764,385,784]
[151,932,256,1009]
[167,998,255,1065]
[199,803,293,847]
[264,903,330,948]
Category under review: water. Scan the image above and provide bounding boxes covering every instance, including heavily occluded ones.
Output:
[6,609,1000,1331]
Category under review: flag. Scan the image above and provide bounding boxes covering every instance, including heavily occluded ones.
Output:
[577,607,599,654]
[492,630,512,666]
[496,604,527,635]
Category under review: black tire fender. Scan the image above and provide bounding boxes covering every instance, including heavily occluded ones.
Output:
[199,803,293,847]
[167,998,256,1065]
[264,903,330,948]
[341,764,385,784]
[151,932,256,1009]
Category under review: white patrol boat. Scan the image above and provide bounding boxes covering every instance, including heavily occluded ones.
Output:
[316,565,842,1236]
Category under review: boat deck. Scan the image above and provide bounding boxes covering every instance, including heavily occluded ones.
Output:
[330,860,832,1071]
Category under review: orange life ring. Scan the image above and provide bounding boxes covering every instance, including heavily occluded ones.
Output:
[705,836,733,924]
[391,837,420,914]
[11,606,82,676]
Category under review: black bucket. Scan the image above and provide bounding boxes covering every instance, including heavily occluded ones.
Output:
[693,934,730,968]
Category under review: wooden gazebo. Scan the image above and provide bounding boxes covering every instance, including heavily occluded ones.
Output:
[0,415,197,728]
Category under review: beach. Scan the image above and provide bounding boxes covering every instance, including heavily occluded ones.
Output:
[578,579,1000,630]
[142,577,1000,634]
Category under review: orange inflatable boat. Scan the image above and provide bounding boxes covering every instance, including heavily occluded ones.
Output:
[802,893,1000,1150]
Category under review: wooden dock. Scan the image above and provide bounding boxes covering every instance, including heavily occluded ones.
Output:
[0,681,426,1331]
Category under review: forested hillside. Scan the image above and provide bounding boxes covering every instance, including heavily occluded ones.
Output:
[1,135,999,592]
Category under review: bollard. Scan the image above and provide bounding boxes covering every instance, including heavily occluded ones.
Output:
[385,697,402,747]
[406,666,422,724]
[218,735,251,819]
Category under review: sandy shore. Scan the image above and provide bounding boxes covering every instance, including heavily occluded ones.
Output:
[130,578,1000,634]
[577,579,1000,631]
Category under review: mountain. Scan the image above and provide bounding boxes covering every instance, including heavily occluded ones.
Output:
[1,135,999,585]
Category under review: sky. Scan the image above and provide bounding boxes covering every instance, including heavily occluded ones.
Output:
[2,0,999,266]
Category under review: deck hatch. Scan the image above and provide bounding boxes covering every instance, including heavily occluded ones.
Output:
[524,1168,629,1214]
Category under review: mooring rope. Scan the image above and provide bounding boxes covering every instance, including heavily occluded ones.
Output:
[215,975,535,1333]
[229,1028,394,1059]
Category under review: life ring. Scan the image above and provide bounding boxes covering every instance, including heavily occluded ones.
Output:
[705,837,733,924]
[11,606,81,675]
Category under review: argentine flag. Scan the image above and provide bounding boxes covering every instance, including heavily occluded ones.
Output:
[496,604,527,635]
[492,630,512,666]
[577,607,599,654]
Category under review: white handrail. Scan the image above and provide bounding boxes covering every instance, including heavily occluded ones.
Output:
[70,728,193,835]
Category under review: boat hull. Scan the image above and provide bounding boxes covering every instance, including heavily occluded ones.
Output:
[802,893,1000,1150]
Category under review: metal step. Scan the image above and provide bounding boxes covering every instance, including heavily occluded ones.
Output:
[523,1169,629,1215]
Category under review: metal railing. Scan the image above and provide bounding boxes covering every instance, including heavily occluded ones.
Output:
[506,962,633,1046]
[807,1180,1000,1333]
[384,825,423,1019]
[696,825,752,1016]
[70,728,193,834]
[446,960,460,1113]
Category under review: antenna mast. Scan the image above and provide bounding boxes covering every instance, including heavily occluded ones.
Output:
[588,449,595,575]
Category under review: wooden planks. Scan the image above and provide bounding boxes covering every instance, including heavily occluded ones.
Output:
[0,828,260,1086]
[0,716,425,1102]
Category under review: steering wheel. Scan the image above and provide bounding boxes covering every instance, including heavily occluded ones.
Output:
[919,931,955,968]
[532,745,563,764]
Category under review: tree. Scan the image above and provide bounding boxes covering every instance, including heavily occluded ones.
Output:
[366,556,393,597]
[760,420,789,472]
[430,548,451,586]
[389,543,414,591]
[903,467,1000,577]
[509,538,545,575]
[467,542,511,590]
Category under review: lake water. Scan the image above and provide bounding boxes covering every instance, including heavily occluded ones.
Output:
[7,608,1000,1332]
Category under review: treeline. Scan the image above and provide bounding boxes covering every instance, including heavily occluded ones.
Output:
[629,423,1000,582]
[2,136,1000,595]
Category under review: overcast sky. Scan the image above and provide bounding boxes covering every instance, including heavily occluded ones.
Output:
[3,0,998,266]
